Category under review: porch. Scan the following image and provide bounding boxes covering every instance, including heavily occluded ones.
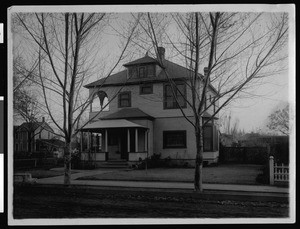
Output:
[80,119,149,163]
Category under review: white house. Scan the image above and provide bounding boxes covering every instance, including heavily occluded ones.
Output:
[81,47,219,167]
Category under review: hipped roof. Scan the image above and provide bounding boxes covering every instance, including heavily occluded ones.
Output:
[84,56,218,94]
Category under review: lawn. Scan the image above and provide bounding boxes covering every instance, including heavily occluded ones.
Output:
[77,164,264,185]
[14,168,77,179]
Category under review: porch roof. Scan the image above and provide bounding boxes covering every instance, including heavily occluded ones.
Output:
[101,108,155,120]
[81,119,147,131]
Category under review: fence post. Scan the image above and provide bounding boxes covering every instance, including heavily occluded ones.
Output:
[269,156,274,185]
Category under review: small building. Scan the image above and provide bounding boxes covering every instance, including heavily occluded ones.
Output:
[14,117,54,154]
[81,47,220,167]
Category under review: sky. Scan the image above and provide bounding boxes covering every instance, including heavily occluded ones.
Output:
[10,5,295,134]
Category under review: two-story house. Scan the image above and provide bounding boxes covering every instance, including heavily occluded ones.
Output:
[14,117,54,154]
[81,47,219,167]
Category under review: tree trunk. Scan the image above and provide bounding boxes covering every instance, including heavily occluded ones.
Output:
[194,121,204,192]
[64,141,72,185]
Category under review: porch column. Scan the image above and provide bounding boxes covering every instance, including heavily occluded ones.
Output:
[127,129,130,152]
[87,131,90,150]
[135,128,138,153]
[144,130,148,152]
[105,129,108,152]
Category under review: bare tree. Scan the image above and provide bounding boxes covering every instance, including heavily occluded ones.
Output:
[267,104,289,136]
[144,12,288,191]
[13,12,140,185]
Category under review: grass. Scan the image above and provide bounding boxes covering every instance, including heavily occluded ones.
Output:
[14,167,77,179]
[77,164,264,185]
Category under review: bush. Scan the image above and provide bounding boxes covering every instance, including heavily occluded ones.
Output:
[134,154,187,170]
[255,165,269,184]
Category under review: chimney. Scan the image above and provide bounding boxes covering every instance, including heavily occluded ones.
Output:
[42,117,45,122]
[157,47,165,60]
[204,67,209,77]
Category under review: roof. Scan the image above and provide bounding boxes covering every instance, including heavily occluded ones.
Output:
[84,57,218,94]
[81,119,147,130]
[123,55,159,67]
[16,122,53,132]
[101,108,155,120]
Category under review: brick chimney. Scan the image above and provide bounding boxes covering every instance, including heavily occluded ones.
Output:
[157,47,165,60]
[42,117,45,122]
[204,67,209,77]
[203,67,210,83]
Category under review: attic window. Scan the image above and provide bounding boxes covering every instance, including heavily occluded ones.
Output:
[128,65,155,78]
[139,66,146,78]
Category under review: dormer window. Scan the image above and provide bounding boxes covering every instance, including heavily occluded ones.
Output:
[139,66,146,78]
[128,64,156,78]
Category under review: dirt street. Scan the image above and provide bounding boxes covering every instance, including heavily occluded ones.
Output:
[13,185,289,219]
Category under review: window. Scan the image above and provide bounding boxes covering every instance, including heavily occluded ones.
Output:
[203,118,218,152]
[164,82,186,109]
[128,67,138,78]
[163,131,186,149]
[147,65,155,77]
[118,91,131,108]
[140,83,153,94]
[203,125,213,151]
[139,66,146,78]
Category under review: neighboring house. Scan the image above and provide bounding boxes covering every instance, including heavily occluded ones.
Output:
[14,117,54,153]
[35,138,65,158]
[81,47,219,166]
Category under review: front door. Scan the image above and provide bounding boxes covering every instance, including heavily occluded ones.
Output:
[107,130,121,160]
[120,129,128,160]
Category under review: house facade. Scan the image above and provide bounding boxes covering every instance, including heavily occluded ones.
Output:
[14,117,54,154]
[81,47,219,166]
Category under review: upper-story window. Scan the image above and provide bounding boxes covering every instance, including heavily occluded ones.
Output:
[118,91,131,108]
[128,65,155,78]
[91,91,109,112]
[163,82,187,109]
[140,83,153,95]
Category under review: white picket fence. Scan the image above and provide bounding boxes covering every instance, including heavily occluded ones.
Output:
[269,156,289,185]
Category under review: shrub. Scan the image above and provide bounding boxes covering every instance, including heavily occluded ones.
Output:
[255,165,269,184]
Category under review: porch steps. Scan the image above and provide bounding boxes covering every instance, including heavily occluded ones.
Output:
[98,160,130,169]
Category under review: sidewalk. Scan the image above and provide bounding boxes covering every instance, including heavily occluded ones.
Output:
[36,168,289,195]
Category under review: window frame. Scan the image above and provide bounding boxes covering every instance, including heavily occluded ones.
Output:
[203,124,213,152]
[163,130,187,149]
[163,81,187,109]
[138,66,146,78]
[118,91,131,108]
[140,83,153,95]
